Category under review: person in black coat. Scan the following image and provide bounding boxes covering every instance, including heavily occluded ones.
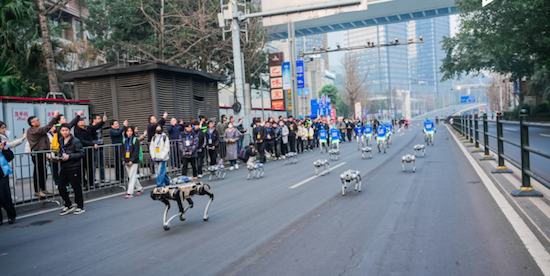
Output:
[179,123,199,179]
[109,119,128,182]
[74,118,103,189]
[193,121,206,177]
[286,116,298,153]
[0,142,15,224]
[58,124,86,215]
[252,119,267,163]
[264,121,276,158]
[205,121,220,165]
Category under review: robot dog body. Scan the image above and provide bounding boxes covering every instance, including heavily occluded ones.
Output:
[340,170,362,196]
[285,152,298,165]
[413,144,425,157]
[313,159,330,176]
[151,182,214,231]
[402,154,416,172]
[361,147,372,159]
[247,163,264,179]
[207,165,226,180]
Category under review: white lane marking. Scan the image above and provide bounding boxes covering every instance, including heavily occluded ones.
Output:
[541,134,550,138]
[447,126,550,275]
[505,128,518,131]
[289,162,347,189]
[400,133,404,136]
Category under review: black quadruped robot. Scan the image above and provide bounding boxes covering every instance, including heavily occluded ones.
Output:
[151,177,214,231]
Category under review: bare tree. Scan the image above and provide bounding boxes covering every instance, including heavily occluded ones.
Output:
[486,73,513,112]
[340,52,370,117]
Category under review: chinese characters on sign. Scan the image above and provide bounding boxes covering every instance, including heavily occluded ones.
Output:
[296,60,304,89]
[270,66,282,78]
[271,100,285,111]
[271,89,284,100]
[269,52,285,111]
[270,77,283,89]
[282,62,291,90]
[14,111,29,121]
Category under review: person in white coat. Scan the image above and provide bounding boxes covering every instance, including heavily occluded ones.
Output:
[149,125,171,187]
[280,121,289,158]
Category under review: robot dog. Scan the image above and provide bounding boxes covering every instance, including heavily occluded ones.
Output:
[402,154,416,172]
[207,164,226,180]
[361,147,372,159]
[150,181,214,231]
[313,159,330,176]
[329,148,340,161]
[340,170,362,196]
[285,152,297,165]
[413,144,425,157]
[247,163,264,179]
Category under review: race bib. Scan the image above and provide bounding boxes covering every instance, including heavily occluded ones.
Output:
[257,135,261,139]
[186,140,190,146]
[126,151,130,158]
[208,139,212,144]
[290,127,293,130]
[156,147,160,153]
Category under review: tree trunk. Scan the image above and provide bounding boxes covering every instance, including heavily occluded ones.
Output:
[35,0,59,93]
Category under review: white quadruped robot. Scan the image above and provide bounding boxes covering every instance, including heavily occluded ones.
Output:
[402,154,416,172]
[313,159,330,176]
[207,164,226,180]
[340,170,362,196]
[150,180,214,231]
[413,144,425,157]
[285,152,298,165]
[247,163,264,179]
[361,147,372,159]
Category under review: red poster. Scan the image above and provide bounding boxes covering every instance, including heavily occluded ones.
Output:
[271,100,285,111]
[331,109,336,121]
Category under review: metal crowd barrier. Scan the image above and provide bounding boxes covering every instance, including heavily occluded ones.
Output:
[8,140,203,208]
[449,110,550,197]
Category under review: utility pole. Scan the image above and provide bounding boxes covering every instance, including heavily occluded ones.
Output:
[230,0,246,124]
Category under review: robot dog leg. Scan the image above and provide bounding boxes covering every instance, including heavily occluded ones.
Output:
[361,147,372,159]
[151,182,214,230]
[402,154,416,172]
[340,170,362,196]
[313,159,330,176]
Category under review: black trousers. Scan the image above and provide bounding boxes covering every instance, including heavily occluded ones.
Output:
[265,141,274,155]
[113,147,124,182]
[280,140,288,156]
[208,148,218,165]
[58,168,83,209]
[50,160,59,185]
[289,135,296,153]
[182,157,198,177]
[313,134,319,148]
[255,142,265,163]
[0,176,16,221]
[297,138,303,153]
[82,148,94,188]
[347,131,352,142]
[32,153,47,192]
[197,149,205,174]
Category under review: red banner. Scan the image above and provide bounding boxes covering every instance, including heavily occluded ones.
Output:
[271,100,285,111]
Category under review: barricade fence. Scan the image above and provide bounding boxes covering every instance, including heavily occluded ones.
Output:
[448,111,550,197]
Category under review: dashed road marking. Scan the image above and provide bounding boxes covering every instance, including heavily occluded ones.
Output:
[289,162,347,189]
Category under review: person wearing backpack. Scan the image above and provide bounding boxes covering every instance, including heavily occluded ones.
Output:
[180,123,198,179]
[149,125,171,187]
[121,126,143,199]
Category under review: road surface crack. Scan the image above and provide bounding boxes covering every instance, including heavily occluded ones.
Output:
[339,247,364,276]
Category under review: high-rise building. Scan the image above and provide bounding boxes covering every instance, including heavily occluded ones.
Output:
[409,17,453,109]
[344,22,409,98]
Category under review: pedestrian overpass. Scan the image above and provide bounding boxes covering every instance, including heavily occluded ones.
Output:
[265,0,457,38]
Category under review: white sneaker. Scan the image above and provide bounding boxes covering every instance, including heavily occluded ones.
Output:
[60,206,75,216]
[198,174,203,178]
[73,208,85,215]
[282,156,286,160]
[235,164,239,170]
[229,166,234,171]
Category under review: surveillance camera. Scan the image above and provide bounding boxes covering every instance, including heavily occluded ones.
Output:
[395,37,399,43]
[419,36,423,42]
[336,43,340,49]
[313,46,317,51]
[310,57,314,62]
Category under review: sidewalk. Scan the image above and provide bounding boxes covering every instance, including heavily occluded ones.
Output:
[446,123,550,253]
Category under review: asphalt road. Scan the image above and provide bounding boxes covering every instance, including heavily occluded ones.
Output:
[0,124,543,276]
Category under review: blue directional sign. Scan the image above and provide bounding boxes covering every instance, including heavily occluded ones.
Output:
[460,95,476,103]
[296,60,304,88]
[305,88,310,95]
[282,62,291,90]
